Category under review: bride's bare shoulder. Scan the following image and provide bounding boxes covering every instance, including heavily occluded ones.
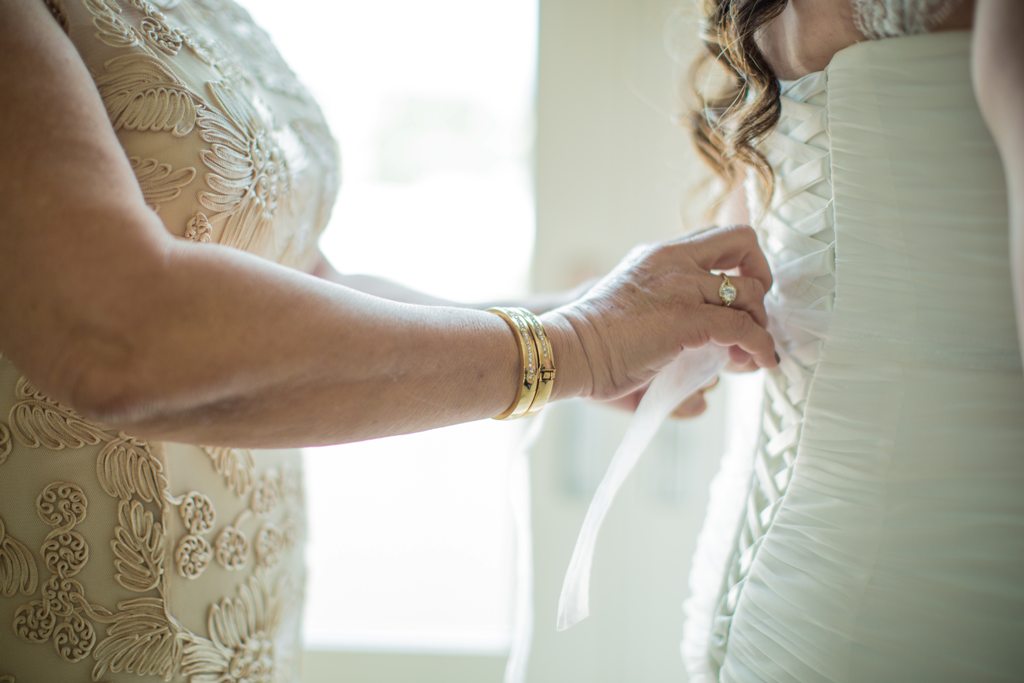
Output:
[757,0,976,80]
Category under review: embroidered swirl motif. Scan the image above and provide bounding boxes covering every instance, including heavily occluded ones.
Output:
[41,532,89,577]
[51,611,97,663]
[185,211,213,242]
[179,491,217,534]
[41,576,84,618]
[255,524,285,568]
[133,1,184,56]
[139,14,183,55]
[13,600,57,644]
[175,534,212,579]
[214,526,250,571]
[14,484,98,663]
[36,482,88,530]
[250,470,281,516]
[129,0,220,63]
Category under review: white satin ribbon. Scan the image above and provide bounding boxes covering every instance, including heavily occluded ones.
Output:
[503,414,546,683]
[556,343,729,630]
[556,253,833,631]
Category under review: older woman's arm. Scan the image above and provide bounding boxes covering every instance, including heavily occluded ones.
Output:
[310,251,583,313]
[0,1,777,449]
[973,0,1024,364]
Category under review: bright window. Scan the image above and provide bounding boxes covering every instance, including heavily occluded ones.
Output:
[238,0,537,653]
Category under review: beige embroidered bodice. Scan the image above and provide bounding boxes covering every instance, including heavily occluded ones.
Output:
[0,1,339,681]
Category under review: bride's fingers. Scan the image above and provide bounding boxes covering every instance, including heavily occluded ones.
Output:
[671,391,707,418]
[671,375,724,419]
[684,225,773,293]
[698,273,768,328]
[727,347,759,372]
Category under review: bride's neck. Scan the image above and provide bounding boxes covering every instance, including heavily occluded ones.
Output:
[756,0,977,81]
[756,0,862,80]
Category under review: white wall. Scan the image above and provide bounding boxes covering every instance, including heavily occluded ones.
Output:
[525,1,725,682]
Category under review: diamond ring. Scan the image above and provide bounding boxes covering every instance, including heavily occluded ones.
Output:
[718,273,737,307]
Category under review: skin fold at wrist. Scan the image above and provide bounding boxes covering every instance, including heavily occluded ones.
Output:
[539,310,592,401]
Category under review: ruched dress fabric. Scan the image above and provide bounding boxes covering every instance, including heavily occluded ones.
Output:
[682,32,1024,683]
[0,1,338,681]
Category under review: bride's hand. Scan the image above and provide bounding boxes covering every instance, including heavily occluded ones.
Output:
[541,224,777,402]
[603,375,721,418]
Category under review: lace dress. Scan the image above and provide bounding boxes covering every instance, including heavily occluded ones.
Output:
[683,2,1024,682]
[0,1,339,681]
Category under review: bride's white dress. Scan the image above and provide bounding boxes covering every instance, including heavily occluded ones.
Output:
[682,12,1024,683]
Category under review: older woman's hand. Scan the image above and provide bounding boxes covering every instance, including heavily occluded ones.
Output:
[542,224,776,402]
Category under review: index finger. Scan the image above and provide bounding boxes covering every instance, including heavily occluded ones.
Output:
[686,225,773,293]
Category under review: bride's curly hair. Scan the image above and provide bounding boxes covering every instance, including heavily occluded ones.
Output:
[689,0,788,212]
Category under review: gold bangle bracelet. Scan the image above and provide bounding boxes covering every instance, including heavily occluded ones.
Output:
[517,308,556,416]
[488,307,540,420]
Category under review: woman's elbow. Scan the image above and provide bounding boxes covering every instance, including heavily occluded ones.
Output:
[36,322,166,428]
[66,354,153,426]
[13,280,178,428]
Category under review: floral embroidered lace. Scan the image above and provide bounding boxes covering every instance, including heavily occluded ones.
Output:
[0,1,339,680]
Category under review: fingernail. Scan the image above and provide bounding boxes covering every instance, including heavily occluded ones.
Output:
[774,351,781,364]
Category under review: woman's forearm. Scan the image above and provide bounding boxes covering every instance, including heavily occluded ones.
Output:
[66,227,588,448]
[312,253,462,307]
[312,249,583,313]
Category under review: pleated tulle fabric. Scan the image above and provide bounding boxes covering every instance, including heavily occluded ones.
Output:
[682,31,1024,683]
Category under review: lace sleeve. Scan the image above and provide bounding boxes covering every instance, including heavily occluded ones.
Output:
[852,0,966,39]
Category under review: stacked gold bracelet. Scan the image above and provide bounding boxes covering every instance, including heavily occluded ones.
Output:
[487,307,557,420]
